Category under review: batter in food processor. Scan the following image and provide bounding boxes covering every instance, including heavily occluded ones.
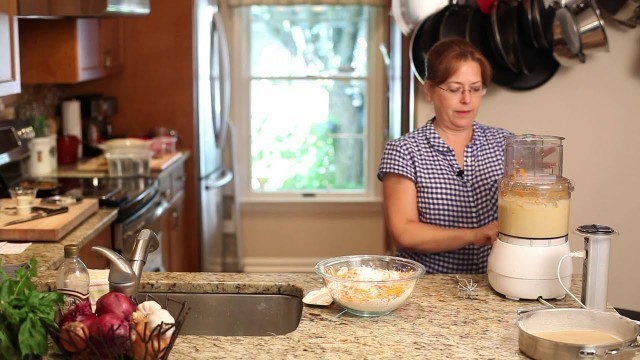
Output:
[487,135,574,300]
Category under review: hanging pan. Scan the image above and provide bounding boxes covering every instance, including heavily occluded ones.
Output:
[489,0,523,73]
[392,0,449,36]
[410,6,450,83]
[551,0,609,66]
[594,0,639,28]
[439,4,475,40]
[466,6,519,87]
[528,0,554,49]
[467,5,559,91]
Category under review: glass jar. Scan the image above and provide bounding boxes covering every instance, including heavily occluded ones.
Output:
[498,135,574,239]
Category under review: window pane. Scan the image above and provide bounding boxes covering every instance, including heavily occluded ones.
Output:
[250,79,367,193]
[249,5,369,77]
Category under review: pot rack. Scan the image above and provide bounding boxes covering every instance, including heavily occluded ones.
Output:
[395,0,639,91]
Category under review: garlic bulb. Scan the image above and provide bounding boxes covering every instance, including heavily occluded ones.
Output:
[146,308,175,338]
[137,300,162,316]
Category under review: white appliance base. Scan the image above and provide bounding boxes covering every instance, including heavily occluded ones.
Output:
[487,238,573,300]
[488,271,571,300]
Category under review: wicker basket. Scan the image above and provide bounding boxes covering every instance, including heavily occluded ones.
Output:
[49,295,190,360]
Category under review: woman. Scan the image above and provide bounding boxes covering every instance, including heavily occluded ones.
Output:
[377,38,512,274]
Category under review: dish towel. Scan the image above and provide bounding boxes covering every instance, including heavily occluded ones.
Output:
[88,269,110,311]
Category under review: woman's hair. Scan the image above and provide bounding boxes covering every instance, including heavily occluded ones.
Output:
[425,38,492,86]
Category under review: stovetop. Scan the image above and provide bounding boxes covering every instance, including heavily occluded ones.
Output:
[57,177,159,220]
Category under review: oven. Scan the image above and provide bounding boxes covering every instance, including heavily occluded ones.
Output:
[113,189,168,272]
[58,177,169,272]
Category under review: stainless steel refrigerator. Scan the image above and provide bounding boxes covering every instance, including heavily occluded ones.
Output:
[195,0,233,272]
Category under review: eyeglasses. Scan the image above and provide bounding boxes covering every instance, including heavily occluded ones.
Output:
[436,84,487,97]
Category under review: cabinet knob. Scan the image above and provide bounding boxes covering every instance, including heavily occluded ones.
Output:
[105,50,112,68]
[171,210,179,229]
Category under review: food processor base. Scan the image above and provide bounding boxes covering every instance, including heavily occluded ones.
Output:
[487,238,573,300]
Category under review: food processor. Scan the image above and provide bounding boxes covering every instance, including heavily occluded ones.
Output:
[487,134,574,300]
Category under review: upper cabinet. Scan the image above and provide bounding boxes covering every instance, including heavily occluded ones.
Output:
[19,17,124,84]
[0,0,21,96]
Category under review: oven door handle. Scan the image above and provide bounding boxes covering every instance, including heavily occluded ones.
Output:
[154,197,170,220]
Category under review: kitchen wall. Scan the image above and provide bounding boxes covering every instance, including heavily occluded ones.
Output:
[414,23,640,311]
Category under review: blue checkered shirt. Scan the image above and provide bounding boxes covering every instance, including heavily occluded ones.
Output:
[377,119,512,274]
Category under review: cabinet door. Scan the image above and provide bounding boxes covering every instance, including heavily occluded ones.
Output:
[78,226,113,269]
[19,18,123,84]
[100,18,124,75]
[77,19,105,81]
[0,0,20,96]
[163,190,185,272]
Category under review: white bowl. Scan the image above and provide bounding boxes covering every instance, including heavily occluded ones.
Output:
[98,138,151,152]
[315,255,425,316]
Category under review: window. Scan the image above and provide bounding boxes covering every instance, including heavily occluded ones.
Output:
[230,4,387,202]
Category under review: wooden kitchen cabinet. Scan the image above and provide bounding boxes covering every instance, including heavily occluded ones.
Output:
[78,225,112,269]
[157,157,187,272]
[18,17,124,84]
[0,0,21,96]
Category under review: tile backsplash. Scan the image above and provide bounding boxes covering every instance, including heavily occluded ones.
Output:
[1,85,68,122]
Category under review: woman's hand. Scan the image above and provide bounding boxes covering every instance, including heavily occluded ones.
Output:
[470,221,498,246]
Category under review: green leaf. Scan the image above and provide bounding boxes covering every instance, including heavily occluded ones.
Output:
[0,257,64,358]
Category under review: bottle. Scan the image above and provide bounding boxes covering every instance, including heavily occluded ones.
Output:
[56,244,90,313]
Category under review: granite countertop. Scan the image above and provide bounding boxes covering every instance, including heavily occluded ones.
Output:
[8,219,633,359]
[1,208,117,272]
[30,270,608,359]
[131,272,600,359]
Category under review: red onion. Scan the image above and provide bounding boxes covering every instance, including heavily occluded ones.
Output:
[89,312,130,357]
[95,291,136,320]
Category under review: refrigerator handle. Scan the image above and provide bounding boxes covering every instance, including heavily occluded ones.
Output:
[212,10,230,151]
[205,169,233,190]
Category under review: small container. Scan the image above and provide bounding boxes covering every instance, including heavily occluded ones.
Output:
[28,136,54,176]
[9,186,38,213]
[105,148,153,177]
[150,136,177,158]
[57,135,80,165]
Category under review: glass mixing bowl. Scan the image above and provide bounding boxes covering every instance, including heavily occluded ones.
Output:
[315,255,425,317]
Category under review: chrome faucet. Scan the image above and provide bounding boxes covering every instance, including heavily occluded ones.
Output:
[92,229,159,297]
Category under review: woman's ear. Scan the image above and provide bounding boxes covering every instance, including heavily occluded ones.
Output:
[424,82,433,102]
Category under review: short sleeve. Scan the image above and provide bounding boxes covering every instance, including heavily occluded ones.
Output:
[377,139,417,182]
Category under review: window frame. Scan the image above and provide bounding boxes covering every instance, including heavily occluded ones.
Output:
[227,4,387,204]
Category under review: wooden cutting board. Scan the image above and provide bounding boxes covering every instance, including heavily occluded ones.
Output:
[0,198,99,241]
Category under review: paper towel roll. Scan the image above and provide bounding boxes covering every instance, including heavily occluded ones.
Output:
[62,99,82,158]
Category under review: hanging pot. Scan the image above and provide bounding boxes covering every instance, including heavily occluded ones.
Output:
[516,0,539,75]
[467,6,519,87]
[517,308,640,359]
[528,0,554,48]
[392,0,449,36]
[410,6,450,83]
[489,0,523,73]
[551,0,609,66]
[594,0,640,28]
[439,4,474,40]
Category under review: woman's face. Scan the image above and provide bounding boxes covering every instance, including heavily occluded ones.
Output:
[426,60,484,132]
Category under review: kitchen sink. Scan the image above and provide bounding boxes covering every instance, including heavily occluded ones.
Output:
[136,292,303,336]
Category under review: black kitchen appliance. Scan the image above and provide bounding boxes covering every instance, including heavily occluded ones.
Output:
[59,94,118,158]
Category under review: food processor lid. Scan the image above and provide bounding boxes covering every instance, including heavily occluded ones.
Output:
[506,134,565,142]
[575,224,617,237]
[500,175,574,192]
